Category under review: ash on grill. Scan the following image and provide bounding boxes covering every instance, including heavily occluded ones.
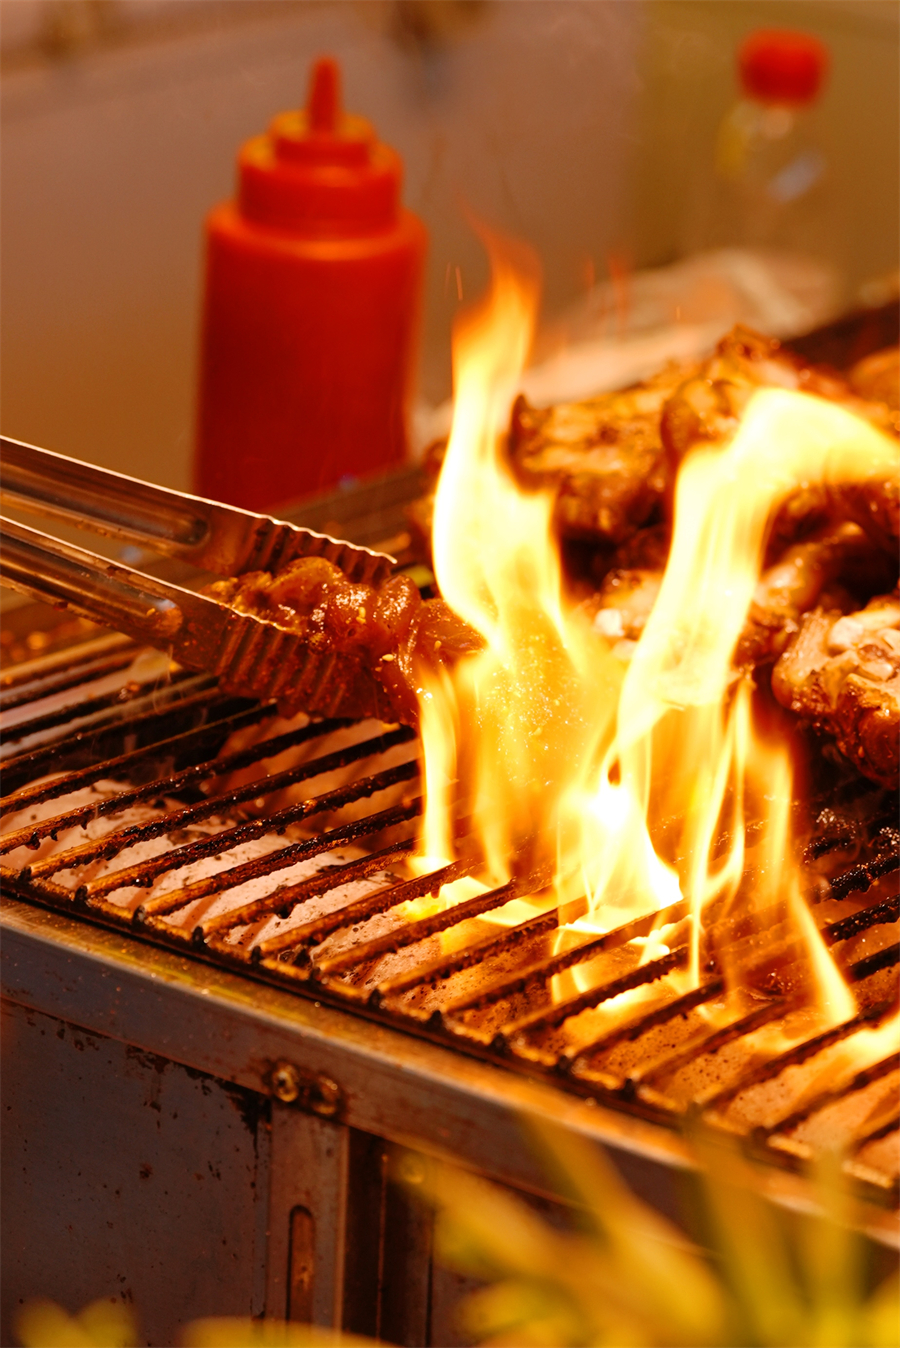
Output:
[1,633,897,1204]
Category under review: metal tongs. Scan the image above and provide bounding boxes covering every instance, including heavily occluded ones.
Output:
[0,437,396,718]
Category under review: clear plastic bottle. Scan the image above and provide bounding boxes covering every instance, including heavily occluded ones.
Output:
[712,29,837,285]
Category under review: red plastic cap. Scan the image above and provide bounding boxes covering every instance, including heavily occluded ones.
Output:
[308,56,339,133]
[738,29,829,105]
[236,55,403,234]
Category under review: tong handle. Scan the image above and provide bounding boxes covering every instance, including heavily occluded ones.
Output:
[0,437,393,584]
[0,514,223,649]
[2,436,212,557]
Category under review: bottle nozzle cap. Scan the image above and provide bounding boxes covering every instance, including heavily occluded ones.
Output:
[308,57,339,133]
[236,54,403,234]
[739,29,829,105]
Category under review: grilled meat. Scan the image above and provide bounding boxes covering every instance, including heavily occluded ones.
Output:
[581,569,662,659]
[661,327,899,553]
[828,477,900,557]
[737,521,894,668]
[413,328,897,561]
[772,594,900,788]
[579,520,892,675]
[659,325,857,466]
[849,345,900,411]
[507,361,693,545]
[206,557,480,725]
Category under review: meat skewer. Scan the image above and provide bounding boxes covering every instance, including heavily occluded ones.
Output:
[772,594,900,789]
[0,438,478,725]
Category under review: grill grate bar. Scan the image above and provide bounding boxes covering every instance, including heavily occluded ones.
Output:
[848,1115,900,1156]
[441,900,691,1019]
[1,668,209,744]
[21,726,415,879]
[73,761,420,905]
[0,647,141,712]
[759,1053,900,1143]
[700,1000,896,1116]
[847,945,900,982]
[140,838,418,929]
[374,907,564,1005]
[830,852,900,900]
[823,894,900,945]
[0,715,366,854]
[805,809,899,863]
[0,683,240,797]
[191,795,422,940]
[189,792,423,943]
[565,979,726,1073]
[313,871,553,979]
[634,998,790,1093]
[0,632,135,692]
[240,840,421,958]
[251,856,478,960]
[498,947,688,1041]
[1,699,272,818]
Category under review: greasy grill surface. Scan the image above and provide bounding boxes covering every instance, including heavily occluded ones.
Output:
[2,638,898,1204]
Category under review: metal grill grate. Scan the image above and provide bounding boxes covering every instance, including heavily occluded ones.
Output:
[2,635,898,1205]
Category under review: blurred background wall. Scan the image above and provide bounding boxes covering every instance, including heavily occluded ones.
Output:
[1,0,898,492]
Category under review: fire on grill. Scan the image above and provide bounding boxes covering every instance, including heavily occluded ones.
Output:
[1,237,898,1218]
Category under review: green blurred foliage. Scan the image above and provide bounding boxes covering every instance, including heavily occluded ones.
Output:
[16,1297,139,1348]
[400,1121,900,1348]
[16,1124,899,1348]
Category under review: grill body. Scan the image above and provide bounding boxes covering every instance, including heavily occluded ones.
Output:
[2,629,897,1346]
[2,892,703,1346]
[2,357,899,1340]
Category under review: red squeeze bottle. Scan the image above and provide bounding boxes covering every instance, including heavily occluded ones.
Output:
[194,57,427,511]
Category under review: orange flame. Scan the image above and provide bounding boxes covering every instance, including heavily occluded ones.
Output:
[416,231,898,1025]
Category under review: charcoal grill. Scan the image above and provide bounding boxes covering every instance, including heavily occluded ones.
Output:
[3,306,899,1345]
[3,564,898,1343]
[2,627,898,1139]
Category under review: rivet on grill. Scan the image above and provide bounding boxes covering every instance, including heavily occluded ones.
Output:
[266,1060,344,1119]
[270,1061,302,1103]
[309,1074,342,1118]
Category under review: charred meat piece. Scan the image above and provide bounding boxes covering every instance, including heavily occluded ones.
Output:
[849,346,900,412]
[411,328,897,563]
[828,476,900,557]
[206,557,481,725]
[605,522,671,572]
[659,325,854,465]
[582,521,892,672]
[737,521,895,668]
[507,361,694,545]
[832,352,900,556]
[772,594,900,788]
[579,569,662,660]
[661,326,899,550]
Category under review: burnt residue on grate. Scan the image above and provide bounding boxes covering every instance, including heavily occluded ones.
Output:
[1,647,897,1205]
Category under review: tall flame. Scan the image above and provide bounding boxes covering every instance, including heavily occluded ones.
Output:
[421,232,622,892]
[417,231,897,1025]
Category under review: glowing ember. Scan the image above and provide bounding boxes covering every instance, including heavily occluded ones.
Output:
[415,230,897,1049]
